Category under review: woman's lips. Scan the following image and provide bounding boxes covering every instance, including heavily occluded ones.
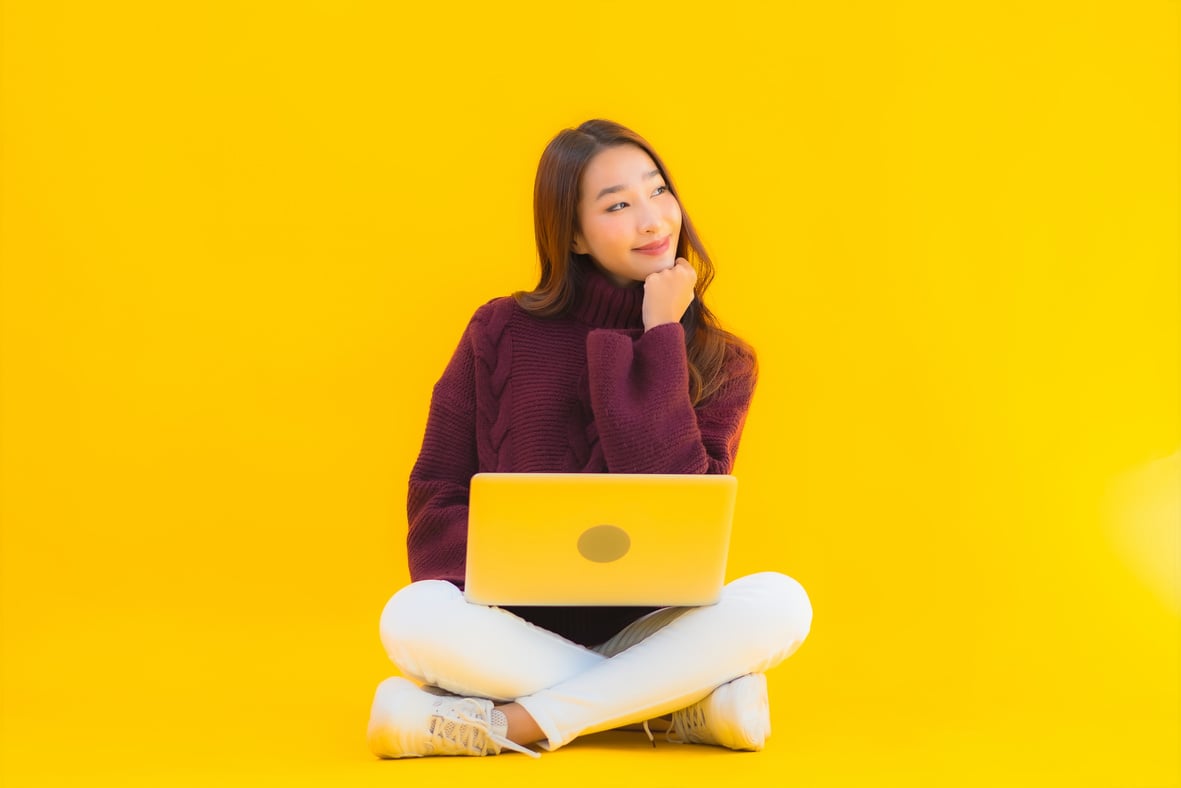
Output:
[633,237,670,255]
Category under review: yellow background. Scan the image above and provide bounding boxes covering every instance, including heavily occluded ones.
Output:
[2,1,1177,785]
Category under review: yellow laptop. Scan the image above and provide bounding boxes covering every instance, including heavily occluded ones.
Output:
[464,473,738,607]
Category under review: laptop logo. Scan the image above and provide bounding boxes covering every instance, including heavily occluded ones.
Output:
[577,524,631,563]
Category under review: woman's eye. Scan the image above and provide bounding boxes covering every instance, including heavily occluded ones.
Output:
[653,185,668,196]
[607,202,628,212]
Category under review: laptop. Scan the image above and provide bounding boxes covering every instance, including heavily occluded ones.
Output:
[464,473,737,607]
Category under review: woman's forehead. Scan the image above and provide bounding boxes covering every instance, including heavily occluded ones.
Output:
[581,145,661,198]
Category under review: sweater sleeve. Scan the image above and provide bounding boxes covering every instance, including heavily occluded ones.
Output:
[585,323,756,475]
[405,314,480,586]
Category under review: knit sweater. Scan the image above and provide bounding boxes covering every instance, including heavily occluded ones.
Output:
[406,265,757,646]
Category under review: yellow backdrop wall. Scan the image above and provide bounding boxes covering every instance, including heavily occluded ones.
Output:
[2,1,1177,785]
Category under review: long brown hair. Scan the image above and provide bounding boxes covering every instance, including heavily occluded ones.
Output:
[515,119,754,405]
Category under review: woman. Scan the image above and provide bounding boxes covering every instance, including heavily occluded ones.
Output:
[368,119,813,759]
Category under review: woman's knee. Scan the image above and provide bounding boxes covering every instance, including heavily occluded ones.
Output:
[379,580,463,663]
[724,571,813,657]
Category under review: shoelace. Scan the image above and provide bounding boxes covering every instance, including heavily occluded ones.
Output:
[667,703,706,745]
[639,715,702,748]
[492,731,540,759]
[427,704,539,759]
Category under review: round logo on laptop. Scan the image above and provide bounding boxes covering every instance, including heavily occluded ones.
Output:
[577,524,631,563]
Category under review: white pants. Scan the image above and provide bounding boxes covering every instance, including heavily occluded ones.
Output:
[373,572,812,751]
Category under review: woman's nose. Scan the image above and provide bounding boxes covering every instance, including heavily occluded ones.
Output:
[638,204,661,233]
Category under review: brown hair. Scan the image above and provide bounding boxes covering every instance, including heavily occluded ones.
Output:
[515,119,755,405]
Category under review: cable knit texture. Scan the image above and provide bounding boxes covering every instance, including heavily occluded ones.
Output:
[406,266,757,646]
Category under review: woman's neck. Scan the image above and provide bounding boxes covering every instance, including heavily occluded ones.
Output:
[568,265,645,330]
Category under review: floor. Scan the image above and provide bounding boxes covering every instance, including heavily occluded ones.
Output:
[2,645,1176,787]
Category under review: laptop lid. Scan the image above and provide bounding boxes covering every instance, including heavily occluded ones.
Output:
[464,473,737,607]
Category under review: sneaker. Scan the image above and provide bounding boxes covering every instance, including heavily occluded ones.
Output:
[368,677,538,758]
[669,673,770,751]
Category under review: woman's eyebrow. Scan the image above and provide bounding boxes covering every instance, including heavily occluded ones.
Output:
[594,170,662,201]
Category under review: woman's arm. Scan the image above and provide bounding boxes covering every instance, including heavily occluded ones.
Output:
[405,316,481,586]
[585,323,756,475]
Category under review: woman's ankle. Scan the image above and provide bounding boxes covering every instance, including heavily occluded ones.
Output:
[496,702,545,746]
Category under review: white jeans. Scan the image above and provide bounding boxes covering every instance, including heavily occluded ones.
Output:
[372,571,813,751]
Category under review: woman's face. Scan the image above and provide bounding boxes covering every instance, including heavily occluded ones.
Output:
[573,144,682,286]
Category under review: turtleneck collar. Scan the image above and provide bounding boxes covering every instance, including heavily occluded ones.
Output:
[568,264,645,330]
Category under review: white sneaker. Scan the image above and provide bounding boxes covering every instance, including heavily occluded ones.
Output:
[669,673,771,751]
[368,677,538,758]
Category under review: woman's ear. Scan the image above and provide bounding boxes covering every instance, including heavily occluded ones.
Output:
[572,233,587,255]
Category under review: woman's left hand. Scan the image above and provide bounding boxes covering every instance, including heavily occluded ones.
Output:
[642,258,697,332]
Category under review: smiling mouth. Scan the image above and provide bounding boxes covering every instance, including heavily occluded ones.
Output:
[634,237,670,254]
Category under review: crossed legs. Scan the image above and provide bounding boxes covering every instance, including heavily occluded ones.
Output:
[372,572,812,751]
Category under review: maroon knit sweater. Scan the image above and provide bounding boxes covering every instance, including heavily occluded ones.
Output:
[406,265,757,646]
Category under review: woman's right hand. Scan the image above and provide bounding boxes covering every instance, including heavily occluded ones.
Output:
[642,258,697,332]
